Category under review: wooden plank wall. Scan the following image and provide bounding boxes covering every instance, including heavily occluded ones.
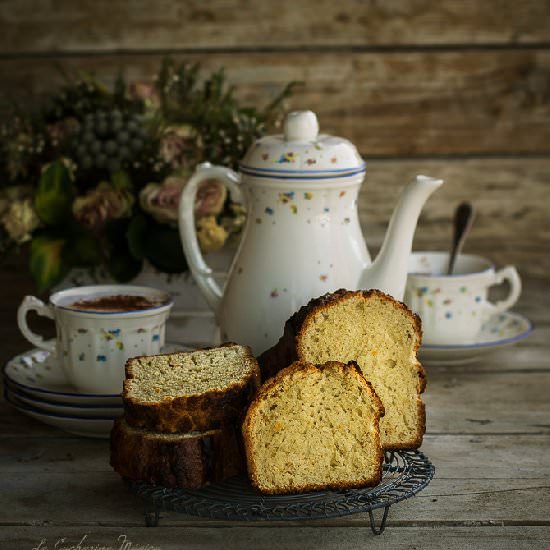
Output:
[0,0,549,283]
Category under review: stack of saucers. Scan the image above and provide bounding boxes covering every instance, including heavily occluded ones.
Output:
[3,346,122,438]
[4,343,188,438]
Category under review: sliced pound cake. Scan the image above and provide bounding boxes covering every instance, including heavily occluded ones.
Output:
[110,417,243,488]
[242,361,385,494]
[124,344,260,433]
[258,290,425,450]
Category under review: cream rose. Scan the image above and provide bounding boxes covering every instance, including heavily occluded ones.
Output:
[1,198,40,243]
[0,185,33,219]
[159,125,194,169]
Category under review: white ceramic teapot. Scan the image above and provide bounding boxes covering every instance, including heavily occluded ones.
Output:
[179,111,443,354]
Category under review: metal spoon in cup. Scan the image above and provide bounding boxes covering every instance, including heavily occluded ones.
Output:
[447,201,475,275]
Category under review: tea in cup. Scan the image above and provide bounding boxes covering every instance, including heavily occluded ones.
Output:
[404,252,522,346]
[17,285,173,394]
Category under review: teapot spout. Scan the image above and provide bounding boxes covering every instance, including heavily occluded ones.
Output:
[360,175,443,300]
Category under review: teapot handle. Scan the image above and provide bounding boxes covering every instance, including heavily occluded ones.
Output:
[178,162,245,317]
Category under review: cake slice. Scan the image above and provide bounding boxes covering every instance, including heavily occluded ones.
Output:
[242,361,385,494]
[110,417,243,488]
[258,289,425,450]
[123,344,260,433]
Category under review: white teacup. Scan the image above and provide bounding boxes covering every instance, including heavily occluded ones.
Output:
[404,252,522,346]
[17,285,173,394]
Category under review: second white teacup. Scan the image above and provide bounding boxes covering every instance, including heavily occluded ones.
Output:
[404,252,522,346]
[17,285,173,394]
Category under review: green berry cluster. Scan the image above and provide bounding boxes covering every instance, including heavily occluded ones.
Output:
[43,80,109,122]
[75,109,148,173]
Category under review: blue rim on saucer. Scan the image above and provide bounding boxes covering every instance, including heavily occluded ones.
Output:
[4,389,119,421]
[2,364,121,398]
[3,342,188,399]
[421,312,533,350]
[4,381,123,410]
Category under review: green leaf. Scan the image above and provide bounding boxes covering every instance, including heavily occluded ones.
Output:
[143,223,187,273]
[30,235,68,292]
[263,81,302,117]
[103,217,142,281]
[104,218,129,248]
[63,225,102,268]
[108,252,142,282]
[34,160,76,225]
[126,214,148,260]
[113,71,126,105]
[111,170,132,191]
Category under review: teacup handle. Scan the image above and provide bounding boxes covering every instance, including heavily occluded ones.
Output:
[17,296,57,353]
[486,266,522,316]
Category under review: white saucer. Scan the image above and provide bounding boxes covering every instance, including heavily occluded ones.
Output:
[3,390,116,438]
[5,383,123,418]
[419,311,533,366]
[3,342,188,406]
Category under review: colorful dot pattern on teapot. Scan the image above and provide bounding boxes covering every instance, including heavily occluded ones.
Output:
[269,288,289,299]
[276,152,296,163]
[278,192,295,203]
[254,147,339,168]
[251,185,359,233]
[240,111,367,178]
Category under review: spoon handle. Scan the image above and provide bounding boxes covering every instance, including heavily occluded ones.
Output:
[447,201,475,275]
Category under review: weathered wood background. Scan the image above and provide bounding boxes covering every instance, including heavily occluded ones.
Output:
[1,0,549,257]
[0,0,549,381]
[1,3,550,549]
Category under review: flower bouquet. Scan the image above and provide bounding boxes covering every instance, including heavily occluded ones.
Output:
[0,59,295,291]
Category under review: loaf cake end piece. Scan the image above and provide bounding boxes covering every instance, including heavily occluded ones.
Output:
[123,343,260,433]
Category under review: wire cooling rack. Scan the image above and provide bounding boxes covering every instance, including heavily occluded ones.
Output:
[128,449,434,534]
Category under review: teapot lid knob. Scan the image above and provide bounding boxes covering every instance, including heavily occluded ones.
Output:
[284,110,319,142]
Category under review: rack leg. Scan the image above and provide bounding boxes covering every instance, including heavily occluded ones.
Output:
[144,502,160,527]
[368,505,390,535]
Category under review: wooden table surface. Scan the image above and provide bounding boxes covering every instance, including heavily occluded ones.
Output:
[1,271,549,550]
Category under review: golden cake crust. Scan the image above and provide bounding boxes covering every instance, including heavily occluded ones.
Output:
[123,343,261,433]
[258,289,426,450]
[110,417,243,488]
[242,360,386,494]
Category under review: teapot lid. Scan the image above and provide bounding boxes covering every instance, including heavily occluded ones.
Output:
[240,110,365,180]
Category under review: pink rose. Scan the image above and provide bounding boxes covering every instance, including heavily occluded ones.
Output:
[129,81,160,109]
[139,176,186,225]
[73,182,134,231]
[195,179,227,217]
